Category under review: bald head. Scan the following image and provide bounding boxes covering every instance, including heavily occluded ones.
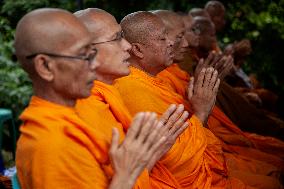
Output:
[152,10,184,31]
[74,8,117,41]
[120,11,164,45]
[204,1,225,32]
[189,8,210,18]
[15,8,91,75]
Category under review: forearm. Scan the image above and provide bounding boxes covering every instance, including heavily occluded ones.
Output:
[108,174,135,189]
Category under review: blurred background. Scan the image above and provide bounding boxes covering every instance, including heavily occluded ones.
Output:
[0,0,284,120]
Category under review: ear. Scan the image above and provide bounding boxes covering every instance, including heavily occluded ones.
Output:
[33,55,55,82]
[130,43,144,59]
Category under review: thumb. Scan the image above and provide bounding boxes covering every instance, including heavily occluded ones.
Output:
[188,77,194,100]
[110,127,120,152]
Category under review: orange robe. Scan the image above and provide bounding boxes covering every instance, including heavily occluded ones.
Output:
[76,80,181,188]
[16,96,149,189]
[114,67,264,189]
[157,64,284,168]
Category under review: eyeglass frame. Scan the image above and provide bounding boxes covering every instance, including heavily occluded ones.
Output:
[25,49,98,66]
[91,30,125,45]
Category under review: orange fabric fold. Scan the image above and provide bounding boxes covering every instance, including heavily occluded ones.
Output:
[114,66,255,189]
[76,80,181,188]
[158,64,284,166]
[16,96,111,189]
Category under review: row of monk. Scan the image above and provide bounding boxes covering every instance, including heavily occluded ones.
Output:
[13,0,284,188]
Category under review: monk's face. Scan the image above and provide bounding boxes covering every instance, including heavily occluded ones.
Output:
[90,14,131,84]
[144,19,173,69]
[167,19,189,63]
[192,18,217,52]
[52,23,98,99]
[183,15,199,48]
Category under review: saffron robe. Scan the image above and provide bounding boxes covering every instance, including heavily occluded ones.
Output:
[76,80,181,188]
[16,96,149,189]
[114,67,265,189]
[157,64,284,168]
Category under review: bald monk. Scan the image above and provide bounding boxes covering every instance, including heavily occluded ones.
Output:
[14,8,171,189]
[155,12,284,171]
[117,11,283,188]
[74,8,191,188]
[115,11,283,188]
[204,0,226,33]
[154,9,284,187]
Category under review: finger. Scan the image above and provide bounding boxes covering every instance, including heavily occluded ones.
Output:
[194,58,205,78]
[204,51,215,67]
[137,112,157,144]
[125,112,145,142]
[110,127,120,155]
[159,104,177,124]
[170,111,189,135]
[172,121,189,139]
[210,52,222,67]
[194,68,206,94]
[213,78,221,94]
[164,104,184,126]
[143,121,164,150]
[203,67,214,87]
[209,70,218,90]
[187,77,194,100]
[215,55,227,72]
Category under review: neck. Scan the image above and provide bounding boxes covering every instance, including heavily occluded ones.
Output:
[96,75,114,85]
[33,82,76,107]
[130,60,164,77]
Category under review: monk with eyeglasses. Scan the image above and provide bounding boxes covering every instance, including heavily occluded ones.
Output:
[15,8,173,189]
[74,8,190,188]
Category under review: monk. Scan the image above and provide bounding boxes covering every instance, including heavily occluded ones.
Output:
[116,11,284,188]
[14,8,171,189]
[74,8,191,188]
[204,1,226,33]
[155,11,284,174]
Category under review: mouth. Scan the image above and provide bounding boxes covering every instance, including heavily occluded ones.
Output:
[123,54,131,65]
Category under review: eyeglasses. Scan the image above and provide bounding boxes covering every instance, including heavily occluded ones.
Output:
[25,49,98,66]
[92,31,124,45]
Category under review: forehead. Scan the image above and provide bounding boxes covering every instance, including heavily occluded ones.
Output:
[62,21,93,52]
[94,15,121,39]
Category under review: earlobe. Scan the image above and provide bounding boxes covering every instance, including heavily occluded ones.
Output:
[34,55,54,82]
[131,43,144,59]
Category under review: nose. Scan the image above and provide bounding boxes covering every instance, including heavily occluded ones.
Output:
[89,59,101,71]
[166,37,174,47]
[181,36,189,48]
[122,38,132,51]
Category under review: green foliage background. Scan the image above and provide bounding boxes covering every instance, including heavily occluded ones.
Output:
[0,0,284,119]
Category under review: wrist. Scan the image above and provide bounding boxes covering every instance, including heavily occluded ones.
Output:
[109,173,133,189]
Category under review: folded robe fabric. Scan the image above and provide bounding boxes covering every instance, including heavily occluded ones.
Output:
[76,80,181,188]
[114,66,263,189]
[157,64,284,168]
[16,96,150,189]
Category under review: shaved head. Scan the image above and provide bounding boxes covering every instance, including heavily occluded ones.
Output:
[120,11,164,45]
[152,10,184,32]
[205,1,225,17]
[15,8,91,76]
[74,8,117,42]
[189,8,210,18]
[204,1,226,32]
[120,11,173,75]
